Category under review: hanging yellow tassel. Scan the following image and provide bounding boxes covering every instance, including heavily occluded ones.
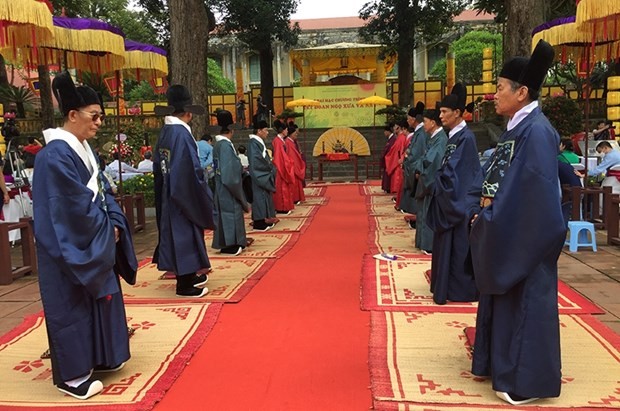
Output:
[124,50,168,79]
[0,0,53,47]
[577,0,620,25]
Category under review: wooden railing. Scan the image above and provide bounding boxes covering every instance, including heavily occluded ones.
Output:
[115,193,146,234]
[0,217,37,285]
[604,191,620,246]
[568,186,612,228]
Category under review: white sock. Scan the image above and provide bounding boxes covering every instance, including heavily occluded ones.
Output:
[64,370,93,388]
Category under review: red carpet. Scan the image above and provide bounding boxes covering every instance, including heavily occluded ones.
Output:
[155,185,371,410]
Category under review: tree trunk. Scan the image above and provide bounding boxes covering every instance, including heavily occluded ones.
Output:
[259,45,275,118]
[397,46,414,107]
[38,65,55,129]
[504,0,544,61]
[169,0,209,135]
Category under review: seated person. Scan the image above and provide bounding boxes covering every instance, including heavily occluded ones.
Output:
[592,120,613,141]
[557,138,580,164]
[106,152,141,180]
[137,151,154,173]
[576,140,620,178]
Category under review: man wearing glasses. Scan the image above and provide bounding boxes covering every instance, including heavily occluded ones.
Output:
[33,71,138,400]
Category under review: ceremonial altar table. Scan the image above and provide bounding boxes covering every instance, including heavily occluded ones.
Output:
[317,153,358,181]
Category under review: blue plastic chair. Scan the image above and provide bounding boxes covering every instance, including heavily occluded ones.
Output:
[565,221,597,252]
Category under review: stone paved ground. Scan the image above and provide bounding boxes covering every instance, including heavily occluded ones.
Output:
[1,218,619,335]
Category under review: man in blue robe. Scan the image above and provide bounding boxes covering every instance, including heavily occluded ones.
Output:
[400,102,427,215]
[426,83,480,305]
[212,110,250,255]
[470,40,565,405]
[248,118,277,231]
[414,103,448,253]
[153,85,215,298]
[34,72,137,399]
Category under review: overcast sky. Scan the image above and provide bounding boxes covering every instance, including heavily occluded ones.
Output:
[291,0,368,19]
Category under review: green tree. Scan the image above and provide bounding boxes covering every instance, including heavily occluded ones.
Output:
[473,0,575,61]
[548,61,610,102]
[125,80,158,102]
[359,0,468,107]
[430,30,503,84]
[214,0,301,113]
[207,58,235,94]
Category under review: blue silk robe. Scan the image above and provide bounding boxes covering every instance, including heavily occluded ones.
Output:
[33,140,137,384]
[426,125,481,304]
[212,137,248,249]
[153,123,214,276]
[414,129,448,251]
[470,107,565,399]
[248,136,276,221]
[400,127,428,214]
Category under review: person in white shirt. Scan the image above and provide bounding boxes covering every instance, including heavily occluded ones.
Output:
[137,151,154,173]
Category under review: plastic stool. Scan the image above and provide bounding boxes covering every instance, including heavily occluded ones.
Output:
[565,221,597,252]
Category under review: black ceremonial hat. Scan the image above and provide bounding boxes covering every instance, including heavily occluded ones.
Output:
[440,83,467,112]
[154,84,205,116]
[407,101,425,117]
[52,71,102,116]
[423,102,441,125]
[216,110,234,128]
[252,115,269,130]
[499,40,555,92]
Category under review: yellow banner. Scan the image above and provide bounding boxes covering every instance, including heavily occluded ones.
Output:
[294,84,387,128]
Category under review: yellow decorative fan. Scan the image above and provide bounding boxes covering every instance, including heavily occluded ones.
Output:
[313,127,371,157]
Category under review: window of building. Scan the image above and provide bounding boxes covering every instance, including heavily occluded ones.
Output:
[427,44,448,74]
[249,54,260,84]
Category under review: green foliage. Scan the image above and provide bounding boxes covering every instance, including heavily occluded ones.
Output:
[547,61,610,102]
[79,72,111,101]
[207,58,235,94]
[277,109,304,120]
[214,0,301,51]
[359,0,467,57]
[121,173,155,207]
[0,85,39,117]
[375,105,406,124]
[125,80,158,103]
[542,95,582,137]
[429,30,503,83]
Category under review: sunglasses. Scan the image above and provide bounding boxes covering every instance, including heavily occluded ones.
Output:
[78,110,105,122]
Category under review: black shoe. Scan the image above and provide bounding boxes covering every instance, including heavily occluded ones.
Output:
[57,379,103,400]
[294,201,301,205]
[192,273,208,287]
[220,245,243,256]
[94,362,125,373]
[253,220,272,231]
[276,210,292,215]
[408,221,416,229]
[176,285,208,298]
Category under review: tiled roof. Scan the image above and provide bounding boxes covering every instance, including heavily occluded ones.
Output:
[292,9,495,30]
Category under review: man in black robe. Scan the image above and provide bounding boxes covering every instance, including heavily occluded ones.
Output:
[470,40,565,405]
[426,83,480,305]
[34,72,137,399]
[153,85,215,298]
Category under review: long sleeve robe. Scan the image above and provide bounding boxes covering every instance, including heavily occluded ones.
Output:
[400,127,428,214]
[33,138,137,384]
[426,125,481,304]
[248,136,276,221]
[414,129,448,251]
[212,137,248,249]
[286,138,306,203]
[381,134,396,192]
[272,135,295,211]
[386,132,407,194]
[470,107,565,399]
[153,122,214,276]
